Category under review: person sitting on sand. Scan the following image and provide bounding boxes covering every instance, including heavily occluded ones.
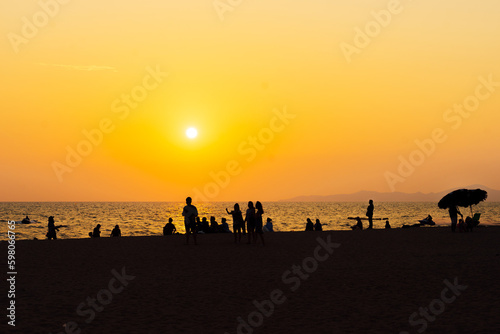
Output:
[305,218,314,231]
[420,215,435,226]
[182,197,198,245]
[220,218,231,233]
[163,218,176,236]
[210,216,219,233]
[90,224,101,238]
[264,218,274,232]
[314,219,323,231]
[227,203,244,243]
[46,216,58,240]
[351,217,363,230]
[111,225,121,237]
[200,217,209,234]
[385,220,391,229]
[465,216,474,232]
[458,219,466,233]
[194,217,201,233]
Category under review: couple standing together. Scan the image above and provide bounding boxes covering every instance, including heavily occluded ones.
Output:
[182,197,265,245]
[227,201,265,245]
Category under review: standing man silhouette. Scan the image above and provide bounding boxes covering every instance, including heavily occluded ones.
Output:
[448,205,462,233]
[182,197,198,245]
[366,200,374,229]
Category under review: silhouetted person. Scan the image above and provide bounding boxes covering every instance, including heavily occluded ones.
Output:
[22,216,30,224]
[200,217,210,234]
[458,218,466,233]
[314,219,323,231]
[351,217,363,230]
[46,216,57,240]
[111,225,121,237]
[227,203,244,243]
[245,201,256,244]
[385,220,391,229]
[163,218,176,236]
[424,215,435,225]
[195,217,201,232]
[465,216,474,232]
[210,216,219,233]
[366,200,374,229]
[220,218,231,233]
[264,218,274,232]
[305,218,314,231]
[91,224,101,238]
[254,201,265,245]
[182,197,198,245]
[449,206,461,233]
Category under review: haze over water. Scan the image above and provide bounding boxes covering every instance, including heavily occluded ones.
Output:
[2,201,499,240]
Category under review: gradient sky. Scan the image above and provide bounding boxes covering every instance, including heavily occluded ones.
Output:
[1,0,499,201]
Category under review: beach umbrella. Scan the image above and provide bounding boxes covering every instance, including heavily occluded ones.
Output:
[438,188,488,216]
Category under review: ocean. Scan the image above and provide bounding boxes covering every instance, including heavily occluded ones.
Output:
[2,202,499,240]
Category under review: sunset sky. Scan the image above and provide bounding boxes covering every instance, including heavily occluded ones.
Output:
[1,0,499,201]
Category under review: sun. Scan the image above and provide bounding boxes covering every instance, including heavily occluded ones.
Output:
[186,127,198,139]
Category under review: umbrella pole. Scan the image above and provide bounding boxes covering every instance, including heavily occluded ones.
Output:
[470,205,473,217]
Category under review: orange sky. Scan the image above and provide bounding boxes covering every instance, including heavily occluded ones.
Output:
[1,1,499,201]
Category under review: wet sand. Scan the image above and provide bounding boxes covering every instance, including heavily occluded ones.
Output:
[6,227,500,334]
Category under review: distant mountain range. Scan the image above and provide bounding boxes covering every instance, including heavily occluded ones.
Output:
[281,185,500,202]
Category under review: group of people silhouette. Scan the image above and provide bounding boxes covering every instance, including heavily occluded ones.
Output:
[43,197,273,243]
[45,198,433,240]
[448,206,478,233]
[88,224,121,237]
[305,218,323,231]
[182,197,267,245]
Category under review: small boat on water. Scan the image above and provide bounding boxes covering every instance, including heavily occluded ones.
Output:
[15,218,41,224]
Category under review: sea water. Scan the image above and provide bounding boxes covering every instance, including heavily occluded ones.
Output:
[1,202,499,240]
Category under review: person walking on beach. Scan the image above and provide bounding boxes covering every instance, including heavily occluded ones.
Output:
[245,201,256,244]
[449,205,462,233]
[366,200,374,229]
[46,216,57,240]
[227,203,244,243]
[314,219,323,231]
[255,201,265,245]
[182,197,198,245]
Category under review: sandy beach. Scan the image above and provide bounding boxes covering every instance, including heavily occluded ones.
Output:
[4,227,500,334]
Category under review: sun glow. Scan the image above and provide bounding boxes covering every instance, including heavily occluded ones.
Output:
[186,127,198,139]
